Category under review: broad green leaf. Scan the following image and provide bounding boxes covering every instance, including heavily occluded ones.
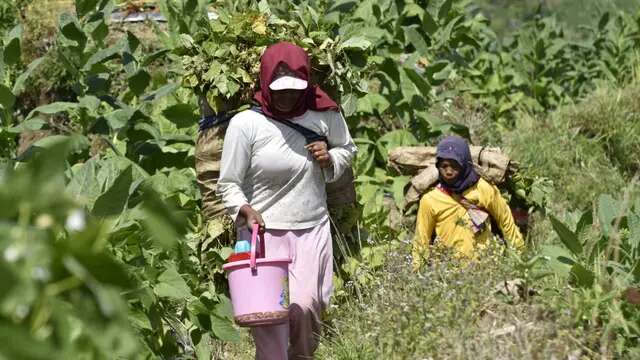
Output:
[89,19,109,43]
[404,27,428,54]
[142,83,179,102]
[211,314,240,342]
[154,264,191,300]
[391,176,410,207]
[438,0,452,20]
[66,248,134,288]
[79,95,101,112]
[424,61,450,85]
[7,117,47,133]
[576,209,593,234]
[129,310,152,331]
[162,104,198,129]
[0,84,15,109]
[139,187,187,248]
[570,263,595,287]
[141,49,170,66]
[356,93,389,114]
[76,0,100,18]
[104,108,134,130]
[457,34,480,48]
[341,93,357,117]
[439,15,463,45]
[3,25,22,66]
[17,134,89,163]
[598,194,619,236]
[376,129,418,163]
[195,333,212,359]
[92,166,133,217]
[539,245,574,277]
[404,67,431,96]
[67,158,102,203]
[0,322,61,360]
[258,0,271,14]
[59,13,88,49]
[422,11,438,34]
[13,57,45,95]
[83,43,123,71]
[27,102,79,119]
[399,67,419,102]
[128,69,151,96]
[598,12,610,31]
[339,36,372,51]
[403,3,424,18]
[214,295,235,319]
[126,31,141,54]
[549,214,583,256]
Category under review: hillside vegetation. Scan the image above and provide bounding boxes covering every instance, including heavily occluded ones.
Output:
[0,0,639,359]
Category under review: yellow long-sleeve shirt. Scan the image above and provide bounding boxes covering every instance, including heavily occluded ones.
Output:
[412,178,524,270]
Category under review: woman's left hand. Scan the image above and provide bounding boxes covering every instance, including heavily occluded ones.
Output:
[305,141,331,168]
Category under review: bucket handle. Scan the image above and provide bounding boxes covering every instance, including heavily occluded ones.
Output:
[250,223,259,270]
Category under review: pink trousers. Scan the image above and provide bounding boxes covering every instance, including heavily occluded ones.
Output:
[238,219,333,360]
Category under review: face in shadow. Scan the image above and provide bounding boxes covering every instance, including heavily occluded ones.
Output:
[271,89,305,113]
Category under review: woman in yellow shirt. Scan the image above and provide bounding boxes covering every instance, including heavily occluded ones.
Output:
[413,136,524,270]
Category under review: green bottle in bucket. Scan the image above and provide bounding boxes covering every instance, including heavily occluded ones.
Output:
[223,224,292,327]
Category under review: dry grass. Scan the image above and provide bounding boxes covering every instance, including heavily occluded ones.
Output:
[314,242,596,360]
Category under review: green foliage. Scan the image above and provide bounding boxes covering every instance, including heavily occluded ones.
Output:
[0,0,17,34]
[316,243,588,359]
[2,0,640,358]
[476,0,640,35]
[0,140,141,358]
[540,190,640,355]
[169,0,376,115]
[465,11,640,122]
[0,2,239,358]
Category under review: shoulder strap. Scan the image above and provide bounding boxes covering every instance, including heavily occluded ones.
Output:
[436,184,486,211]
[250,106,328,145]
[437,183,490,234]
[199,111,236,132]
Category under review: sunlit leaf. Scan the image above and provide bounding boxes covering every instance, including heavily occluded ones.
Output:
[92,166,133,217]
[154,264,191,300]
[549,215,583,256]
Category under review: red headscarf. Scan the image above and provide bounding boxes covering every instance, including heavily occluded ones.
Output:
[254,41,338,119]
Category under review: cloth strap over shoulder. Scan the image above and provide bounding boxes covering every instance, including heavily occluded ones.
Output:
[201,104,329,144]
[437,184,490,234]
[250,106,356,207]
[199,112,235,132]
[250,106,328,145]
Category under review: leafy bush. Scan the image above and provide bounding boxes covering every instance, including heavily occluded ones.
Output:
[0,0,17,34]
[2,0,640,358]
[316,243,588,360]
[542,190,640,356]
[464,11,640,122]
[504,83,640,209]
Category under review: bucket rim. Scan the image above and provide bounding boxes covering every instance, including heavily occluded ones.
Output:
[222,257,292,270]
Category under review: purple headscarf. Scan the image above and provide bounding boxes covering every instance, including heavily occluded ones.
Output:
[436,136,480,193]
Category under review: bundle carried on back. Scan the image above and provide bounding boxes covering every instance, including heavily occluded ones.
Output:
[389,146,519,206]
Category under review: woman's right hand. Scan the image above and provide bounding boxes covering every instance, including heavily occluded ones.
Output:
[239,204,265,234]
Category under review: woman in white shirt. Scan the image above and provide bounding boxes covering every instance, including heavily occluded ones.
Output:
[217,41,357,359]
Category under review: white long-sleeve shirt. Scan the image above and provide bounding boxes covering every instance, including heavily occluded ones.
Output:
[216,109,357,230]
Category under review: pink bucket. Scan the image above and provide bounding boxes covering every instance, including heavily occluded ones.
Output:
[223,224,292,327]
